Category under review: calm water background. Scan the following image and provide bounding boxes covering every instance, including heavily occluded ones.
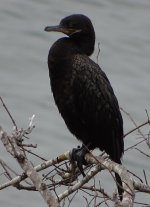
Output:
[0,0,150,206]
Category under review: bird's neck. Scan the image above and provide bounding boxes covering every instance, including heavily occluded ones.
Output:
[70,32,95,56]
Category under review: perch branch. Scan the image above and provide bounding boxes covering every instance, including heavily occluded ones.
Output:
[0,126,60,207]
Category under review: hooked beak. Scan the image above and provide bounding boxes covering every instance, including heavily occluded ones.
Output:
[44,25,81,36]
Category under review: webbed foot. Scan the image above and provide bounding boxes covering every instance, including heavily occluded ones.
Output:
[71,145,88,176]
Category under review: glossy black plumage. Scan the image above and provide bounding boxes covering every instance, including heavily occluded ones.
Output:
[45,14,124,198]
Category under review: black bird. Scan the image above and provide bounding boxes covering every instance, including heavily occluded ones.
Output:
[45,14,124,198]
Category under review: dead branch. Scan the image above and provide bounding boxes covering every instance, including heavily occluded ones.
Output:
[0,97,150,206]
[0,126,60,207]
[0,123,150,206]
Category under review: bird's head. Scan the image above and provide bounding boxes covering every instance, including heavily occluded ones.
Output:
[45,14,95,56]
[45,14,94,37]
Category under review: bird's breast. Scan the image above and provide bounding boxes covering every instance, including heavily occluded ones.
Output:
[49,58,74,114]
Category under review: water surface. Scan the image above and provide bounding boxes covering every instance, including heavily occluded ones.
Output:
[0,0,150,206]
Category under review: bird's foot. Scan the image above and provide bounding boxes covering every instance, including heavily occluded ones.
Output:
[71,146,88,177]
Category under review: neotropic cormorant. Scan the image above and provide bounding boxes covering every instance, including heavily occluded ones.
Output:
[45,14,124,199]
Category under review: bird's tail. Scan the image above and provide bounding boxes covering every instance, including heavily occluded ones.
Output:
[114,159,123,200]
[115,172,123,200]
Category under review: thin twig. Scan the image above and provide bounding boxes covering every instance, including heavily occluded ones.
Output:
[0,97,18,130]
[143,170,148,185]
[135,148,150,158]
[124,121,149,138]
[96,42,100,64]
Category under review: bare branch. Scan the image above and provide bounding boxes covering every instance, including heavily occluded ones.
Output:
[0,126,60,207]
[58,159,103,202]
[0,96,18,130]
[0,99,150,206]
[134,180,150,194]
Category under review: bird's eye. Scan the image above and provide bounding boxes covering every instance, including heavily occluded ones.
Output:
[68,22,76,28]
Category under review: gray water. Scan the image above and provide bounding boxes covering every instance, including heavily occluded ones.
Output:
[0,0,150,206]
